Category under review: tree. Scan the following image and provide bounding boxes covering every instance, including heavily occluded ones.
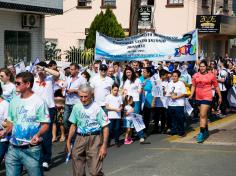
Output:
[85,8,125,49]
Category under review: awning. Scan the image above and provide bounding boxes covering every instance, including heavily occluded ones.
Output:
[0,1,63,15]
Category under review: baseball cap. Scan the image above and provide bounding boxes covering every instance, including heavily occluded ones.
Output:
[99,64,108,71]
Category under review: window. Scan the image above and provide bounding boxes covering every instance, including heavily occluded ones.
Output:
[167,0,184,5]
[77,0,92,8]
[4,31,31,65]
[147,0,154,6]
[202,0,209,8]
[101,0,116,8]
[78,39,85,50]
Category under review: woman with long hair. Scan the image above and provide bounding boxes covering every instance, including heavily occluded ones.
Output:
[189,60,222,143]
[122,66,142,114]
[122,66,145,142]
[0,68,16,102]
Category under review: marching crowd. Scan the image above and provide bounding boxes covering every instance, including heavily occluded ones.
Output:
[0,56,236,176]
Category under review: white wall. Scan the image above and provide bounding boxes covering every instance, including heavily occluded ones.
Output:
[0,10,44,67]
[153,0,198,36]
[45,0,131,53]
[0,0,63,9]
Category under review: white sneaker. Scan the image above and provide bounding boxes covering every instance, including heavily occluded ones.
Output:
[42,162,49,170]
[139,138,145,143]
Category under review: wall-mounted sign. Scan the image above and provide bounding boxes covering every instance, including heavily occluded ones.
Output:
[196,15,221,33]
[138,6,152,27]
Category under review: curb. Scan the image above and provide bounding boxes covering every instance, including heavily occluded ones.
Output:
[166,113,236,143]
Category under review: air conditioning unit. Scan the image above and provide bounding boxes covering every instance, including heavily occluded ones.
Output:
[22,14,40,28]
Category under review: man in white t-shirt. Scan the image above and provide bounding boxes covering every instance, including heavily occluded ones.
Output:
[33,61,60,170]
[90,64,114,113]
[63,63,87,129]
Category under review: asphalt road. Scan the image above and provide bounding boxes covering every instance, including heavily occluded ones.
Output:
[1,115,236,176]
[43,133,236,176]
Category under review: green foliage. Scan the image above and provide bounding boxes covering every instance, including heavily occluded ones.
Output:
[85,8,125,49]
[65,46,94,66]
[80,48,94,66]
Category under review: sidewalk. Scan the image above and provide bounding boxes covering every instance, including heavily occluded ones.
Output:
[167,113,236,146]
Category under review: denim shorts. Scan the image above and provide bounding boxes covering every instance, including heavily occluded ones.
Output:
[123,119,134,128]
[196,100,212,106]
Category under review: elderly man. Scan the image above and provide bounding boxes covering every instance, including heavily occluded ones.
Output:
[66,83,110,176]
[107,67,115,79]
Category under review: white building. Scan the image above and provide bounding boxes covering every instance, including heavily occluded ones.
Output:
[45,0,236,59]
[149,0,236,58]
[0,0,63,67]
[45,0,131,55]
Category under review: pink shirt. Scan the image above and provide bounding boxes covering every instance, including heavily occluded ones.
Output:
[192,72,218,101]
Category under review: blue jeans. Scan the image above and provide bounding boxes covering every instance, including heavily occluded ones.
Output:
[134,101,141,114]
[109,119,121,144]
[0,141,9,163]
[5,145,42,176]
[167,106,185,136]
[41,107,55,164]
[63,104,74,129]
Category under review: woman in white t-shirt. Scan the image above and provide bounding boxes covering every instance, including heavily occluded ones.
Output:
[0,83,10,163]
[0,68,16,102]
[166,70,186,136]
[105,83,123,147]
[122,66,142,114]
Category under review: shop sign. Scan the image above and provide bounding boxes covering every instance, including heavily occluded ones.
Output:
[138,6,152,27]
[196,15,221,33]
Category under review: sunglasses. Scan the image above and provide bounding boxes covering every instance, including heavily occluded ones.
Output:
[100,69,107,72]
[15,82,23,86]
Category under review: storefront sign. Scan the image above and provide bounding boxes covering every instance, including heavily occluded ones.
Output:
[196,15,221,33]
[138,6,152,27]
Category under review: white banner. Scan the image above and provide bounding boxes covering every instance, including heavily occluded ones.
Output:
[95,30,198,62]
[131,113,145,132]
[185,98,193,116]
[152,80,164,97]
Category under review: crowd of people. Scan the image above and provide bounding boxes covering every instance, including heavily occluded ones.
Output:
[0,56,236,175]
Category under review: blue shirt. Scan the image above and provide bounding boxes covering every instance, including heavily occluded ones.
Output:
[140,76,153,108]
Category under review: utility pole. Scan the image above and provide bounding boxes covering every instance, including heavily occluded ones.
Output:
[211,0,215,15]
[129,0,141,36]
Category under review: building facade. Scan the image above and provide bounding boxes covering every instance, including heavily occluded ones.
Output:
[0,0,63,67]
[150,0,236,58]
[45,0,236,60]
[45,0,131,57]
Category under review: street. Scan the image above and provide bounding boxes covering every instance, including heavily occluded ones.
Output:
[1,114,236,176]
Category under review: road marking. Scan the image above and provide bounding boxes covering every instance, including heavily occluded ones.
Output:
[144,147,236,153]
[166,114,236,143]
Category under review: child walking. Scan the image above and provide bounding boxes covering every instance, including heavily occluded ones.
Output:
[123,95,135,144]
[105,83,123,147]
